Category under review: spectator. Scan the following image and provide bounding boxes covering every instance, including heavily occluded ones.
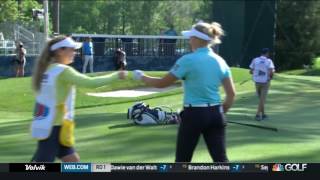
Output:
[15,42,27,77]
[163,24,178,56]
[82,37,94,73]
[114,48,127,70]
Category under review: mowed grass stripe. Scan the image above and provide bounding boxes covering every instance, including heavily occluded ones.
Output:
[0,68,320,162]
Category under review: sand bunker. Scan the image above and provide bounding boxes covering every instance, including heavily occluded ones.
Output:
[86,85,180,97]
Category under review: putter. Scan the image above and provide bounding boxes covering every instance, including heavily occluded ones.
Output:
[239,79,250,85]
[228,120,278,132]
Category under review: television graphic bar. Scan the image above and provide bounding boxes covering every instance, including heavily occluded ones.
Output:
[5,163,320,173]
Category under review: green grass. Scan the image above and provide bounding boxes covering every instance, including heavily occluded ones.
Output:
[283,57,320,76]
[1,68,320,162]
[0,71,181,112]
[282,69,320,76]
[313,57,320,69]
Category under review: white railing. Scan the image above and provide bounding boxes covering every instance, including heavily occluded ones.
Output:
[72,34,190,57]
[0,40,41,56]
[15,25,35,42]
[0,22,44,56]
[71,33,188,40]
[0,40,16,55]
[14,25,37,56]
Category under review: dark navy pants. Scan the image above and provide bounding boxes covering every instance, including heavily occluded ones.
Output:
[31,126,75,162]
[175,105,228,162]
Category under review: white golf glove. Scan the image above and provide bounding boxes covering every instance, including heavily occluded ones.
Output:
[133,70,144,80]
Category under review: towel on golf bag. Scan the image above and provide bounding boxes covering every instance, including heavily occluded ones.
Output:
[127,102,181,125]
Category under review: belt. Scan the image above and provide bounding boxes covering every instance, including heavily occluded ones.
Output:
[183,103,220,108]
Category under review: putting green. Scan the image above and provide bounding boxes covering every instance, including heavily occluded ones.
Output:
[0,68,319,162]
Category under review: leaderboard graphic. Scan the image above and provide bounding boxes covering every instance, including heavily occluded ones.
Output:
[0,163,316,173]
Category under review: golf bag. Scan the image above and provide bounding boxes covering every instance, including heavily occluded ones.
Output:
[127,102,181,125]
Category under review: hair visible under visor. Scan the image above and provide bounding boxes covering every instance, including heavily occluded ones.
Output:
[184,22,224,45]
[33,36,78,91]
[50,37,82,51]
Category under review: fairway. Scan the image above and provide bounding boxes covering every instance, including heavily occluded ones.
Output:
[0,68,319,163]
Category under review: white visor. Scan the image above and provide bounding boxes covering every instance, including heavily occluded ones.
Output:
[50,37,82,51]
[181,28,212,41]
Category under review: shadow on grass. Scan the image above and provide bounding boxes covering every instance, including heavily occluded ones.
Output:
[238,149,320,163]
[276,75,320,85]
[108,123,177,129]
[0,108,319,162]
[75,112,128,128]
[1,73,320,162]
[108,123,136,129]
[0,118,31,136]
[284,69,320,76]
[300,69,320,76]
[71,105,319,162]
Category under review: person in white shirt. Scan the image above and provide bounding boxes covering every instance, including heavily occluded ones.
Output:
[249,48,275,121]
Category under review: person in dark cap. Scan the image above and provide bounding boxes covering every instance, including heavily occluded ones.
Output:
[249,48,275,121]
[113,48,127,70]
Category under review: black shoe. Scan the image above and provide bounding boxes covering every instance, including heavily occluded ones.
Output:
[262,114,268,120]
[255,115,262,121]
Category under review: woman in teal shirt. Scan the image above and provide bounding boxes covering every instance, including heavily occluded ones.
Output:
[133,22,236,162]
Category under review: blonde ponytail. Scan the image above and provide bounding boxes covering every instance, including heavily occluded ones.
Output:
[209,22,224,44]
[194,21,225,45]
[32,36,66,92]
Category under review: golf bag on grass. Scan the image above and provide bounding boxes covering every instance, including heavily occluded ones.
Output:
[127,102,181,125]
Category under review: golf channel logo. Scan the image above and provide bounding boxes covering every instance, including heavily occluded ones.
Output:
[272,164,284,172]
[284,164,307,172]
[272,163,307,172]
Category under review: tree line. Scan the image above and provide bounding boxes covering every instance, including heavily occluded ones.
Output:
[58,0,212,35]
[275,0,320,70]
[1,0,320,70]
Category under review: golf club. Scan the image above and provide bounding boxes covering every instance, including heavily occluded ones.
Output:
[228,120,278,132]
[239,79,251,85]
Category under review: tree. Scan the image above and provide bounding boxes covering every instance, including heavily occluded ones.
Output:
[0,0,19,23]
[19,0,42,25]
[156,1,205,33]
[0,0,42,24]
[59,0,210,35]
[275,0,320,70]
